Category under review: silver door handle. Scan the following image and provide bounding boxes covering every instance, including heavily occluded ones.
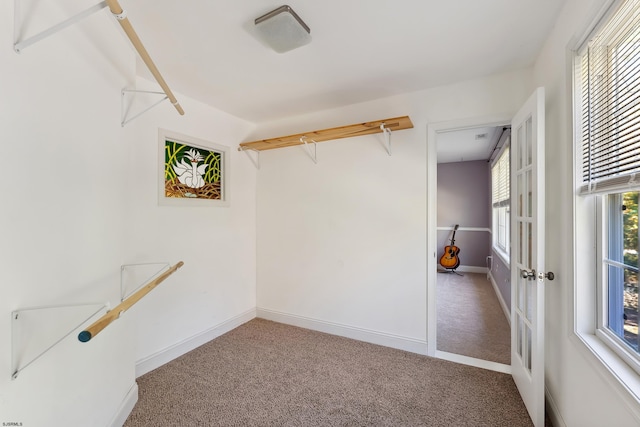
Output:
[521,269,536,280]
[538,271,555,281]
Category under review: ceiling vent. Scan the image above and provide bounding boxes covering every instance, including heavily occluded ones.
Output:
[475,133,488,140]
[254,5,312,53]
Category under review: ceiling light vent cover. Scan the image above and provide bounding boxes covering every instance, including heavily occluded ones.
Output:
[255,5,311,53]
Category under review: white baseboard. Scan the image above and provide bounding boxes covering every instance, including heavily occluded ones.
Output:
[135,308,256,377]
[488,271,511,325]
[546,386,566,427]
[109,382,138,427]
[458,265,489,274]
[256,308,428,355]
[437,265,489,274]
[434,350,511,374]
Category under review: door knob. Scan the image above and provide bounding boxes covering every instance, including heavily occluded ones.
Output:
[538,271,555,281]
[521,269,536,280]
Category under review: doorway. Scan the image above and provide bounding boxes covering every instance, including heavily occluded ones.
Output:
[427,117,512,374]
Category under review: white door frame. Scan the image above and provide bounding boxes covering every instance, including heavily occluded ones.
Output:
[426,114,512,374]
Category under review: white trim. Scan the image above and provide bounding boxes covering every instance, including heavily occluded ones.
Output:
[545,385,567,427]
[437,265,489,274]
[436,226,491,233]
[570,333,640,422]
[256,308,428,355]
[427,115,512,359]
[434,350,511,374]
[488,270,511,324]
[135,308,256,377]
[492,244,510,266]
[108,382,138,427]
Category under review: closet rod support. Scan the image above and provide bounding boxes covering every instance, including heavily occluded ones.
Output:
[300,136,317,164]
[13,1,108,53]
[239,147,260,170]
[121,89,168,127]
[381,123,392,156]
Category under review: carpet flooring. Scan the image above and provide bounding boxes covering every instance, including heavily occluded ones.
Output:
[437,272,511,365]
[125,318,534,426]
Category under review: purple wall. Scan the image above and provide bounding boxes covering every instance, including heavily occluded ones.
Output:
[491,249,511,311]
[437,160,491,268]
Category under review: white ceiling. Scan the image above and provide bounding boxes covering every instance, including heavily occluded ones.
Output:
[125,0,566,124]
[436,126,509,164]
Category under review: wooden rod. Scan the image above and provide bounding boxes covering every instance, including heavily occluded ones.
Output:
[78,261,184,342]
[105,0,184,115]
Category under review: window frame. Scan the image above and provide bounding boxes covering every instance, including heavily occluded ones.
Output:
[491,142,511,265]
[595,193,640,375]
[572,0,640,408]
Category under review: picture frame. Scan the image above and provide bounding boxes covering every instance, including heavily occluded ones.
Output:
[158,128,230,207]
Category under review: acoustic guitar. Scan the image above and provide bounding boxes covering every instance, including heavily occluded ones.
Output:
[439,224,461,270]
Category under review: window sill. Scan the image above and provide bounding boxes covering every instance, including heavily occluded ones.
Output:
[572,331,640,420]
[492,246,510,267]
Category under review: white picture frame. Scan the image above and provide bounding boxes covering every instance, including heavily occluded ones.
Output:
[158,128,230,207]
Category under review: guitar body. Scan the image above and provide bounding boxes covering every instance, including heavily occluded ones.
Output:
[439,245,460,269]
[439,224,461,270]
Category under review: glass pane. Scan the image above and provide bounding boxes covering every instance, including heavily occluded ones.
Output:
[527,170,533,218]
[517,125,523,170]
[525,324,532,372]
[517,318,523,358]
[517,174,523,216]
[605,191,640,356]
[518,272,525,311]
[623,192,639,267]
[526,278,534,322]
[518,222,523,264]
[528,222,533,268]
[526,117,533,167]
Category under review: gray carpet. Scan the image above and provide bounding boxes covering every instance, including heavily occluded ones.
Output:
[437,272,511,364]
[125,318,533,426]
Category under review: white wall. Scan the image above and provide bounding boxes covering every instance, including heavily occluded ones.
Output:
[0,2,257,425]
[532,0,640,426]
[254,69,532,352]
[0,2,136,425]
[123,78,257,371]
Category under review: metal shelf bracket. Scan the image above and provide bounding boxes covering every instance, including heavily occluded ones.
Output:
[121,89,169,127]
[239,147,260,170]
[11,303,108,380]
[381,123,392,156]
[300,136,318,164]
[13,0,108,53]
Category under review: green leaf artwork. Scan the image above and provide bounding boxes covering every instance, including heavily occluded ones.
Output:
[164,139,222,200]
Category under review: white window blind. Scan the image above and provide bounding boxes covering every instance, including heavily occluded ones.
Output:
[580,0,640,195]
[492,145,510,207]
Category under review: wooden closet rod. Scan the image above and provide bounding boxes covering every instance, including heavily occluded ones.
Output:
[238,116,413,152]
[105,0,184,116]
[78,261,184,342]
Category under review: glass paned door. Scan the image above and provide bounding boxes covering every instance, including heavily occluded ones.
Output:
[511,87,546,427]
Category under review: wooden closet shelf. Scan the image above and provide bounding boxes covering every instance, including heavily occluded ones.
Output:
[238,116,413,152]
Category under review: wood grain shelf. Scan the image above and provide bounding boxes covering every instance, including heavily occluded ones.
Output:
[238,116,413,152]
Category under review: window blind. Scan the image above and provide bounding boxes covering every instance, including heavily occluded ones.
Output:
[580,0,640,195]
[492,145,510,207]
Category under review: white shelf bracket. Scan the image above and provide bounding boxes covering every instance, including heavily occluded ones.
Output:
[381,123,392,156]
[300,136,318,164]
[11,302,108,380]
[13,0,108,53]
[239,148,260,170]
[121,89,169,127]
[120,262,170,301]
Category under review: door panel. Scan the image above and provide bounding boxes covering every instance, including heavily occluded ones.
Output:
[511,87,546,427]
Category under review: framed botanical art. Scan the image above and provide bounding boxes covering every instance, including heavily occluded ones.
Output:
[158,129,229,206]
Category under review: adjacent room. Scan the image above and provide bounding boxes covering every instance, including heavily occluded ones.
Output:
[2,1,640,426]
